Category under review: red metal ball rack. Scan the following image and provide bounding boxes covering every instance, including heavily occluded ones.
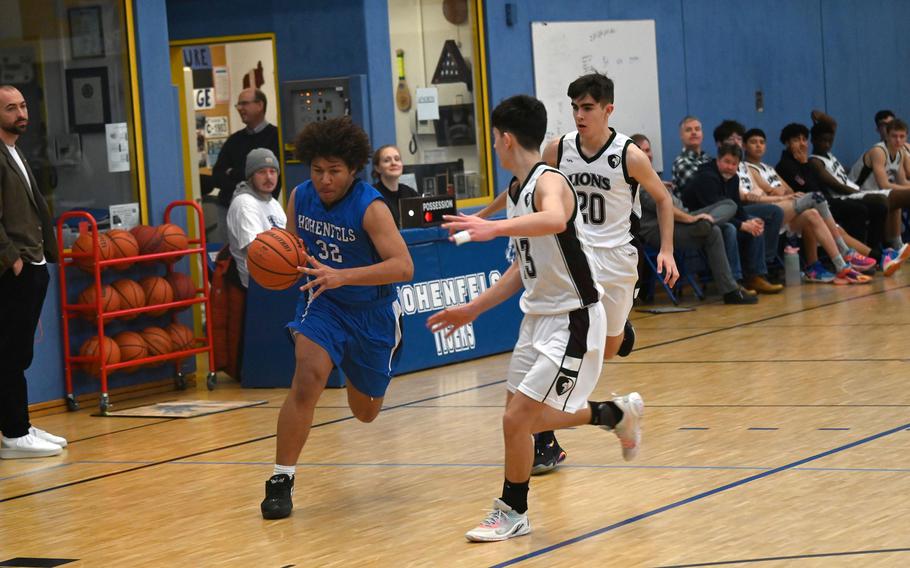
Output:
[56,201,216,415]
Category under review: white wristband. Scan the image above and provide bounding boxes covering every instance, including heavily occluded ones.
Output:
[453,230,472,246]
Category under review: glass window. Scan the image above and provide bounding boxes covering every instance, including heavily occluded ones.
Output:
[1,0,141,221]
[387,0,492,205]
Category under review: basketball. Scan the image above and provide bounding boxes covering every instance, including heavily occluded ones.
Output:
[247,228,306,290]
[106,229,140,270]
[141,326,173,358]
[78,335,121,376]
[77,284,121,319]
[138,276,174,316]
[130,224,163,255]
[165,322,195,351]
[72,232,114,272]
[111,278,146,320]
[113,330,148,362]
[157,223,189,262]
[166,271,196,305]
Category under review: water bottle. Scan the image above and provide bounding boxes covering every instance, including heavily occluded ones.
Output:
[784,246,801,286]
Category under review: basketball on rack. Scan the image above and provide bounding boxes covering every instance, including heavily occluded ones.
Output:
[166,271,196,305]
[113,330,149,363]
[79,335,121,376]
[106,229,140,270]
[111,278,146,320]
[138,276,174,317]
[130,225,163,255]
[247,228,306,290]
[156,223,188,262]
[165,322,195,351]
[77,284,121,320]
[141,326,173,361]
[72,232,114,272]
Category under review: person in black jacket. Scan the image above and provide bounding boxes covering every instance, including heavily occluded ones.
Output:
[683,143,783,293]
[212,88,280,207]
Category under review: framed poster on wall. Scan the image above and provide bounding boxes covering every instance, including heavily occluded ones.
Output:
[68,6,105,59]
[66,67,111,133]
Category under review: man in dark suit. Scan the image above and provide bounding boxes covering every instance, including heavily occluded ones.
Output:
[0,85,67,459]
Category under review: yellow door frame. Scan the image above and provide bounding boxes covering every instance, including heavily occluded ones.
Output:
[168,33,285,206]
[459,0,494,209]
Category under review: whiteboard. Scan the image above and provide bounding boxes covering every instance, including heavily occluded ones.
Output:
[532,20,663,172]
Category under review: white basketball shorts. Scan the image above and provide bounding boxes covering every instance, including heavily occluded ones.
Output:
[591,242,639,336]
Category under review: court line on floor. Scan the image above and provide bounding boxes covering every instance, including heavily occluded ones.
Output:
[614,358,908,364]
[629,284,910,354]
[489,420,910,568]
[0,379,506,503]
[654,547,910,567]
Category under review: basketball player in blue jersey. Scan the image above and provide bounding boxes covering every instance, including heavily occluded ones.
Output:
[477,73,678,474]
[430,94,642,542]
[260,117,414,520]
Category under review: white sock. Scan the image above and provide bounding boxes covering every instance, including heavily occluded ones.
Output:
[835,236,849,255]
[832,255,848,272]
[273,464,296,479]
[889,237,903,250]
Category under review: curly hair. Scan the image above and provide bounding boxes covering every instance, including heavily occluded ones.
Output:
[294,116,371,171]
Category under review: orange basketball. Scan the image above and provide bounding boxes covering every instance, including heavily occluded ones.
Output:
[166,272,196,305]
[78,335,121,376]
[156,223,188,263]
[130,225,163,255]
[138,276,174,316]
[72,232,114,272]
[141,326,173,358]
[106,229,140,270]
[111,278,146,320]
[165,322,195,351]
[113,330,148,362]
[77,284,121,319]
[247,228,305,290]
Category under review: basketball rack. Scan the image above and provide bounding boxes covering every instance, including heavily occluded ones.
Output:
[55,201,216,415]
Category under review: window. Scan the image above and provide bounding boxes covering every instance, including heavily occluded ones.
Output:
[2,0,141,221]
[387,0,492,206]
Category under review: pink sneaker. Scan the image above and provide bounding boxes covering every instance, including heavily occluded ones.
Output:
[833,267,872,285]
[843,249,876,274]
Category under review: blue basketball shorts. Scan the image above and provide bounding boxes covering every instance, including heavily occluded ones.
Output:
[288,296,403,398]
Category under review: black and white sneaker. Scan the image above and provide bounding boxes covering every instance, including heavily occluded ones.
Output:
[261,474,294,519]
[531,438,567,476]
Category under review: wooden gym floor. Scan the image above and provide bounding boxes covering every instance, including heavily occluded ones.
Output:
[2,274,909,567]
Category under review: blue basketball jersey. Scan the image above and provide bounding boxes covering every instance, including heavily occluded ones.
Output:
[292,179,394,307]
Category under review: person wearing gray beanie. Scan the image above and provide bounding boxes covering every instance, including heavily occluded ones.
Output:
[245,148,279,179]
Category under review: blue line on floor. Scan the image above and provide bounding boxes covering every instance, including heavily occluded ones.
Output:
[654,546,910,567]
[678,427,709,430]
[489,420,910,568]
[0,463,73,483]
[747,427,779,431]
[817,427,850,431]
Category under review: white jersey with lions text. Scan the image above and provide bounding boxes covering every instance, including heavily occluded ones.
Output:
[850,141,903,191]
[506,162,602,316]
[557,128,641,249]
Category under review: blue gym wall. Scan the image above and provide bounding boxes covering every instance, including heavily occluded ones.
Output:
[482,0,910,190]
[165,0,396,189]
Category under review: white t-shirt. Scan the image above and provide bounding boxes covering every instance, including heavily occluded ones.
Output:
[7,144,45,265]
[227,188,287,287]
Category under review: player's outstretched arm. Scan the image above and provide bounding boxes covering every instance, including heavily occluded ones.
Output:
[627,145,679,286]
[441,172,572,242]
[298,200,414,299]
[427,262,523,337]
[284,188,297,233]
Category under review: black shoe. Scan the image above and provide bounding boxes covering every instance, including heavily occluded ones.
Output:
[617,319,635,357]
[723,289,758,305]
[531,438,567,476]
[261,474,294,519]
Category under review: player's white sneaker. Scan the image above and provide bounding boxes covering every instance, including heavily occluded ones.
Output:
[0,433,62,459]
[30,426,67,448]
[611,392,644,461]
[465,499,531,542]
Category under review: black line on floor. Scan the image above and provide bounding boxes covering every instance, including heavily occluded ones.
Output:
[0,379,506,503]
[653,546,910,567]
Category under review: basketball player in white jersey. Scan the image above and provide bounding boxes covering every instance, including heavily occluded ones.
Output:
[478,73,678,474]
[429,94,642,542]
